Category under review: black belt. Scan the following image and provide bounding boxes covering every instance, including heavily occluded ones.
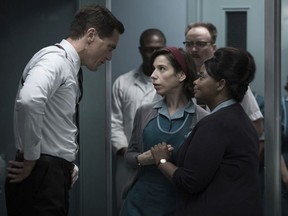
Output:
[15,151,74,172]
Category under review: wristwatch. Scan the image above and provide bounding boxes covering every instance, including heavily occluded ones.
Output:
[158,159,166,166]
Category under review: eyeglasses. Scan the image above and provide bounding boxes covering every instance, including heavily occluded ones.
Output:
[140,46,163,53]
[183,41,212,48]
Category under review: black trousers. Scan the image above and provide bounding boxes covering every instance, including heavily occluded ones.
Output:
[5,153,74,216]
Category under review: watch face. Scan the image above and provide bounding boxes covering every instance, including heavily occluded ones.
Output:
[160,159,166,164]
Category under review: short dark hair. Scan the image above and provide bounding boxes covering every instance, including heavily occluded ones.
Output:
[69,4,124,40]
[204,47,254,102]
[185,22,217,44]
[150,47,197,99]
[139,28,166,47]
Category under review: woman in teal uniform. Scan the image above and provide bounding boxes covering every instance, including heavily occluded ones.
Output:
[120,47,208,216]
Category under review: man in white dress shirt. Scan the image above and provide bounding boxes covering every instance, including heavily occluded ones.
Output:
[183,22,264,135]
[5,5,124,216]
[111,28,166,215]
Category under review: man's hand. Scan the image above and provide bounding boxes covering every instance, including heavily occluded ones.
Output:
[70,164,79,188]
[117,147,127,156]
[7,159,36,183]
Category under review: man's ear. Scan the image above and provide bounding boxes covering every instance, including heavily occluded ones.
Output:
[212,43,217,52]
[86,28,97,43]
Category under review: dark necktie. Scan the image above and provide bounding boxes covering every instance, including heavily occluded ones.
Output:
[76,68,83,145]
[77,67,83,103]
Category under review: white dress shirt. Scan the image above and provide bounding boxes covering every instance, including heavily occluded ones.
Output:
[204,86,263,121]
[14,39,81,161]
[240,86,263,121]
[111,67,161,153]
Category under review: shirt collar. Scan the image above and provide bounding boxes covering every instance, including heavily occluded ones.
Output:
[58,39,81,72]
[134,67,152,85]
[153,98,195,119]
[211,99,236,113]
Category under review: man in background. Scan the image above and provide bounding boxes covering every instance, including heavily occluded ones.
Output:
[111,28,166,215]
[183,22,264,136]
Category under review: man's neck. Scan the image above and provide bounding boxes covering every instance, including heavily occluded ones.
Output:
[67,37,85,54]
[141,63,152,77]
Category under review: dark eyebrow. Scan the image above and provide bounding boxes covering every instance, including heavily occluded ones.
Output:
[109,44,117,50]
[197,71,207,78]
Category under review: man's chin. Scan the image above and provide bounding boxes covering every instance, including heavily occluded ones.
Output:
[194,61,203,70]
[87,65,100,72]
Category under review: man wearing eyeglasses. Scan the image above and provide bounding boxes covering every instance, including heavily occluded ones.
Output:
[183,22,217,72]
[183,22,263,136]
[111,28,166,215]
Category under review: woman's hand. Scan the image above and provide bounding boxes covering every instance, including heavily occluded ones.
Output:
[137,150,155,166]
[151,142,172,166]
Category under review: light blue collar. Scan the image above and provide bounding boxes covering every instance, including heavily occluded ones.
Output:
[153,98,195,119]
[211,99,236,113]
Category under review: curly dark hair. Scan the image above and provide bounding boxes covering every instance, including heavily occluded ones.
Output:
[204,47,254,102]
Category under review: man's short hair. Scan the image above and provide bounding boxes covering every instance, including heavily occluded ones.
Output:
[185,22,217,44]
